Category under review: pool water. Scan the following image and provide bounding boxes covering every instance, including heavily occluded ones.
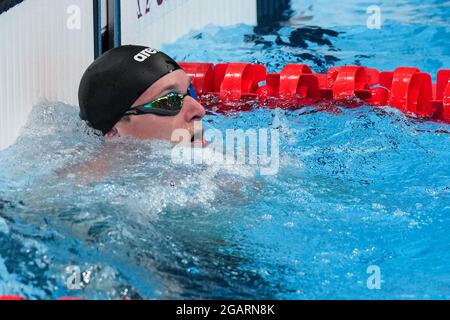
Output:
[1,0,450,299]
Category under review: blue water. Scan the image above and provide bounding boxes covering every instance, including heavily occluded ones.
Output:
[1,0,450,299]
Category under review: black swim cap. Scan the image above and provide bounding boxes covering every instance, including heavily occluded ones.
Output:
[78,45,181,134]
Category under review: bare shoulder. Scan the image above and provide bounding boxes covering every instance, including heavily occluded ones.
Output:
[55,144,119,184]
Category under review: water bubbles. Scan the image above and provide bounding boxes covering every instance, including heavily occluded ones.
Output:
[393,209,408,218]
[408,220,420,229]
[372,203,385,210]
[284,221,295,228]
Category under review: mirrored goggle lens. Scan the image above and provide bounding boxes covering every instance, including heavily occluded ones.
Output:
[147,94,184,112]
[159,95,182,111]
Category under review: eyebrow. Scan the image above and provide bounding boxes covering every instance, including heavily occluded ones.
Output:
[156,78,192,99]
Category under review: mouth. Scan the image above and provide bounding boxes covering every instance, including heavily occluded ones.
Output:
[191,129,207,146]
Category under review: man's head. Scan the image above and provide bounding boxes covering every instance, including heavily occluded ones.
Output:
[78,45,205,143]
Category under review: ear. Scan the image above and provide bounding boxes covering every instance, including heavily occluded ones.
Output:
[105,127,120,139]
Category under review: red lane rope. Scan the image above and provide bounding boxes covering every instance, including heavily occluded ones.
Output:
[179,62,450,124]
[0,295,26,300]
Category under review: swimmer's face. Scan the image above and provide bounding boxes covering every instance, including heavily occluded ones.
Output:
[105,69,206,145]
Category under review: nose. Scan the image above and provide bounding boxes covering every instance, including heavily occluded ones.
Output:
[182,96,206,122]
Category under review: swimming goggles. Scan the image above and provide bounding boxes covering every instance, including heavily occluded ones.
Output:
[124,84,198,117]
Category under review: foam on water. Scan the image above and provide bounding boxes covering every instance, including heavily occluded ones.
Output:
[0,102,265,299]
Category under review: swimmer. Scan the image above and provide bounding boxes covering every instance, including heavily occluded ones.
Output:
[78,45,206,145]
[60,45,207,182]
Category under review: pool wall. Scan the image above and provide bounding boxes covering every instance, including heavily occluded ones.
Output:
[121,0,256,48]
[0,0,94,150]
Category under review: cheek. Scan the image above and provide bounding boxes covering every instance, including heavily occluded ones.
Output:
[172,112,190,129]
[129,116,174,139]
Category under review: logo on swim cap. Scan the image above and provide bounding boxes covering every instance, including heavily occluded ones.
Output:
[134,47,159,62]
